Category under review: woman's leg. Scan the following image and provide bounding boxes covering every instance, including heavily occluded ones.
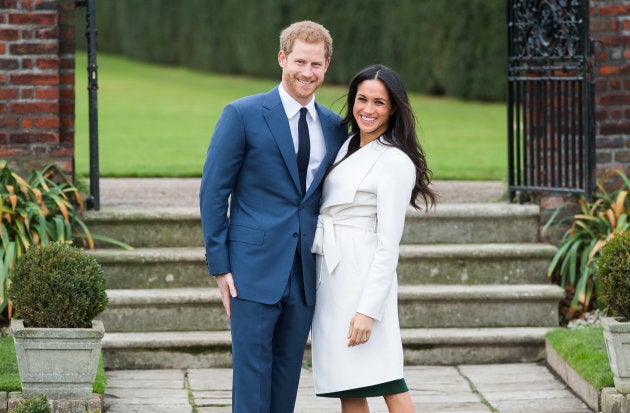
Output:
[341,397,370,413]
[384,391,414,412]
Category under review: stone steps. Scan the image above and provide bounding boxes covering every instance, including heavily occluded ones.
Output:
[101,327,553,370]
[398,243,556,284]
[87,202,563,369]
[99,285,563,333]
[85,203,541,248]
[85,207,203,249]
[402,203,540,244]
[89,243,556,289]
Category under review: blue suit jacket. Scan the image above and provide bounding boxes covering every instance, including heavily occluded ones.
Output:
[200,87,346,305]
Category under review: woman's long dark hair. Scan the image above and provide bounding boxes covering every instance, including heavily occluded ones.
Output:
[341,64,437,210]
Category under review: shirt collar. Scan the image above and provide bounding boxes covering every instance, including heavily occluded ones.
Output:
[278,83,317,120]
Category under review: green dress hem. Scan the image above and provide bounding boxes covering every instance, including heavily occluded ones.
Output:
[316,378,408,398]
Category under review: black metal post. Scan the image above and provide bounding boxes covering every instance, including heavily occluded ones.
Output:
[77,0,100,210]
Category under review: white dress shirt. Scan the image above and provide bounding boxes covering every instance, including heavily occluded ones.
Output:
[278,84,326,191]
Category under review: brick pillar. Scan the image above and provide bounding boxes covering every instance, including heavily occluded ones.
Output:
[538,1,630,243]
[591,0,630,184]
[0,0,76,176]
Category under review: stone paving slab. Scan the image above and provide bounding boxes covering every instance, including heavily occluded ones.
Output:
[459,364,593,413]
[103,363,594,412]
[97,178,506,208]
[103,369,192,413]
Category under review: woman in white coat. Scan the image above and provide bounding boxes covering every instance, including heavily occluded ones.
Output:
[311,64,436,412]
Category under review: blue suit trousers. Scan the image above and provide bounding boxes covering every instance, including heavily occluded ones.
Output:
[230,253,314,412]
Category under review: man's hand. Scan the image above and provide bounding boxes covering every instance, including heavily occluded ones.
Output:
[347,312,373,347]
[215,272,237,318]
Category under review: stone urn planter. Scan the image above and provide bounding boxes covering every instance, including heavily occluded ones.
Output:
[602,317,630,393]
[8,242,109,401]
[11,319,105,399]
[597,230,630,394]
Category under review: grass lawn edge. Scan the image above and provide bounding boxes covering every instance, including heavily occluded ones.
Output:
[545,338,600,411]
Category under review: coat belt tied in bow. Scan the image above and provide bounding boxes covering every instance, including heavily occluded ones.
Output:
[311,215,340,274]
[311,214,377,275]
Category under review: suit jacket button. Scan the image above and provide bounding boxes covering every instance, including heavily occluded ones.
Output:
[292,232,298,238]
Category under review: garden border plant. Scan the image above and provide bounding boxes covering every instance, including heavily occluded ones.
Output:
[0,160,128,324]
[544,169,630,321]
[8,393,51,413]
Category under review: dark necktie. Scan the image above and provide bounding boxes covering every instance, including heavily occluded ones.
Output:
[297,107,310,196]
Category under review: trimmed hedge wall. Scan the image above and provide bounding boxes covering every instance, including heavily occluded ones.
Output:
[77,0,506,101]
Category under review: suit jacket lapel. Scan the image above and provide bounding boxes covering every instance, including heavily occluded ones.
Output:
[263,88,301,194]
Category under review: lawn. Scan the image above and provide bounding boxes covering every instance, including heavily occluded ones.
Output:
[74,52,507,180]
[0,334,19,392]
[546,327,613,390]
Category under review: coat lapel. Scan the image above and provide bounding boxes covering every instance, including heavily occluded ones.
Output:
[320,137,390,210]
[263,88,301,194]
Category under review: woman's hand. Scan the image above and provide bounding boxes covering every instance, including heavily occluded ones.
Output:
[347,312,374,347]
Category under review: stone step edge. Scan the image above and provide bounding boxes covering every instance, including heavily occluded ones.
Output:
[85,207,200,221]
[104,284,564,306]
[400,243,557,258]
[102,327,552,349]
[89,243,557,263]
[85,202,539,222]
[407,203,539,218]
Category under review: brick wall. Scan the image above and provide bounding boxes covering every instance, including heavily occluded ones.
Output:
[591,0,630,182]
[0,0,75,176]
[538,1,630,243]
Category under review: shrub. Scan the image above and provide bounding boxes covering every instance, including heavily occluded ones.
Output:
[544,170,630,317]
[0,161,95,320]
[596,230,630,320]
[9,394,51,413]
[8,242,108,328]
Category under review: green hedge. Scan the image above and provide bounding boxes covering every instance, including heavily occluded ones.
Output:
[76,0,506,101]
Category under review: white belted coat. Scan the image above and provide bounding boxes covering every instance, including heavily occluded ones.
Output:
[310,136,415,394]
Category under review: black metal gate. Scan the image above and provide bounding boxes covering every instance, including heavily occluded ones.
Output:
[507,0,596,201]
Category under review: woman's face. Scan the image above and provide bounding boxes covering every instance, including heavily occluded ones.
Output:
[352,79,392,142]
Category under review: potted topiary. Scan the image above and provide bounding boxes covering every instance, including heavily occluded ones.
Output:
[8,241,108,400]
[596,229,630,393]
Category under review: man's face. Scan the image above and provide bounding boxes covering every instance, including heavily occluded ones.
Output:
[278,39,330,106]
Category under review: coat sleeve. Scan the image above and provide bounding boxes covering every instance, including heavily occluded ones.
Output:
[356,150,415,320]
[199,103,246,275]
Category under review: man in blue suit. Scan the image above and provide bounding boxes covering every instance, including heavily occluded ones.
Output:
[199,21,346,412]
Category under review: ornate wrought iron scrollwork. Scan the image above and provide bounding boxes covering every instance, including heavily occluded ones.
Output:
[510,0,584,59]
[507,0,595,201]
